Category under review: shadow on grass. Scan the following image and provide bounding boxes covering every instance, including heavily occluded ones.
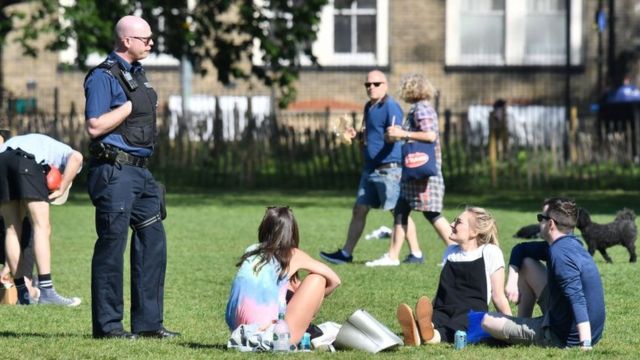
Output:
[0,331,83,338]
[179,342,228,350]
[65,189,640,216]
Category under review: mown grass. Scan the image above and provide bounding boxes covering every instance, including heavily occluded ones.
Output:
[1,189,638,359]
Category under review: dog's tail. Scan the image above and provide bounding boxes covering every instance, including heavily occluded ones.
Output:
[616,208,637,222]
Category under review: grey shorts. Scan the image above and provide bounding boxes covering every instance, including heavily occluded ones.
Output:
[499,286,562,347]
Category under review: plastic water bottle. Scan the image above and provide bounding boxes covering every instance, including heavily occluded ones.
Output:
[273,302,291,352]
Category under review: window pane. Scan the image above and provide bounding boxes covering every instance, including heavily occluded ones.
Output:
[459,0,504,64]
[462,0,504,11]
[334,15,351,53]
[525,7,566,62]
[527,0,565,12]
[357,15,376,52]
[358,0,376,9]
[335,0,353,10]
[460,14,504,59]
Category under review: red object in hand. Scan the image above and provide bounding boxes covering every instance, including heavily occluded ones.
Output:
[46,165,62,191]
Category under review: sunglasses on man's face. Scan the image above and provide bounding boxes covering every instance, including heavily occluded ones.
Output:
[537,213,552,223]
[128,35,154,45]
[364,82,384,88]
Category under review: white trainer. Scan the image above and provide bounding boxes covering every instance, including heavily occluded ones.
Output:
[38,287,81,307]
[365,253,400,267]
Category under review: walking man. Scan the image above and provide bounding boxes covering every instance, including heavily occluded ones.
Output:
[320,70,421,265]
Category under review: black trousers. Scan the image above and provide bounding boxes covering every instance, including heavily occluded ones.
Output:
[87,161,167,336]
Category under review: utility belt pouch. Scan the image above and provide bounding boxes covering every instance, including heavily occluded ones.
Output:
[89,142,118,163]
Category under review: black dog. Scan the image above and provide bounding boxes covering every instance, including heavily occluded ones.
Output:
[513,224,540,239]
[576,208,637,263]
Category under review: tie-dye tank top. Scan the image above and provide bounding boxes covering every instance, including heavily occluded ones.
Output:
[225,244,290,330]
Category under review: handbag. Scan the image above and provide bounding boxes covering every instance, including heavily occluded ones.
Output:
[333,309,403,353]
[401,140,437,181]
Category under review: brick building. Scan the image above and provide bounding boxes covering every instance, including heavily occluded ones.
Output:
[2,0,640,117]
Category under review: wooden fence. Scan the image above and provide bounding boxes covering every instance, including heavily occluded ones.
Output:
[1,105,639,191]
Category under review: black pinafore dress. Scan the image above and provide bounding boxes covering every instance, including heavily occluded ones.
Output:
[432,249,488,343]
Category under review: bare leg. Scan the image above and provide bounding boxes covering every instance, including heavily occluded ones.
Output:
[405,216,421,253]
[342,204,370,255]
[286,274,327,344]
[1,201,24,276]
[432,217,453,246]
[26,201,51,275]
[388,224,406,260]
[516,257,547,317]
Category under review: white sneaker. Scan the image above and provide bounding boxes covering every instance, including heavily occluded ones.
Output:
[365,253,400,267]
[38,287,81,307]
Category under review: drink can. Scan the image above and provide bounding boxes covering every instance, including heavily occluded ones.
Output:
[454,330,467,350]
[300,332,312,352]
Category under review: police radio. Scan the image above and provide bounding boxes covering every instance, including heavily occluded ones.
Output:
[120,70,138,91]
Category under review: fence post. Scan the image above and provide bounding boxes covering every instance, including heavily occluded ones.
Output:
[569,106,578,164]
[324,106,331,130]
[488,124,497,188]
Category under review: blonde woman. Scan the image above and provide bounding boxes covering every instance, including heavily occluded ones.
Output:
[366,73,451,267]
[396,207,512,346]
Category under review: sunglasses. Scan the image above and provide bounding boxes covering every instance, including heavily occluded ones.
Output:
[537,213,553,223]
[364,82,384,88]
[128,35,154,45]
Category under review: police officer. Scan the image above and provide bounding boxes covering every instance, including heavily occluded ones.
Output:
[84,15,179,339]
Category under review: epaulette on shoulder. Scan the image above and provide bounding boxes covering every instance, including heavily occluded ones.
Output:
[97,59,117,69]
[84,59,120,84]
[96,59,120,77]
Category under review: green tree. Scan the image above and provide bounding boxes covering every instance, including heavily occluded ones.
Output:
[9,0,328,107]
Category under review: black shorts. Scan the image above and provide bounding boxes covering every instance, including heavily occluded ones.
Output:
[0,149,49,203]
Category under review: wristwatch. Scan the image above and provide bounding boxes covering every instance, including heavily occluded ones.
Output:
[403,132,410,141]
[580,339,592,348]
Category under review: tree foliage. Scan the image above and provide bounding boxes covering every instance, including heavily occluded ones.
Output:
[10,0,328,107]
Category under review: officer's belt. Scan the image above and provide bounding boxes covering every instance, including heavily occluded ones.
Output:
[114,150,149,168]
[96,144,149,168]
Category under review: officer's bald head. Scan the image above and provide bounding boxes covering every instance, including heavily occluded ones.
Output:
[115,15,151,40]
[114,15,153,62]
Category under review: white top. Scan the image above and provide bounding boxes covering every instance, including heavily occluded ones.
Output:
[0,134,75,171]
[442,243,505,304]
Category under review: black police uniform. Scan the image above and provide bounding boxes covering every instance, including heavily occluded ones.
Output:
[85,57,167,337]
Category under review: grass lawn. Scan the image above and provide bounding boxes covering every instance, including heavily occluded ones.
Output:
[1,189,638,359]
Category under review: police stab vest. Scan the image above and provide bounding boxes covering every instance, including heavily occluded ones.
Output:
[85,59,158,148]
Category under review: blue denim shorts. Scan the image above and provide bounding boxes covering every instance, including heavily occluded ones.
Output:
[355,167,401,210]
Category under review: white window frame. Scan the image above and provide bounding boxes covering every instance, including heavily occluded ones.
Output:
[313,0,388,66]
[253,0,388,67]
[446,0,582,66]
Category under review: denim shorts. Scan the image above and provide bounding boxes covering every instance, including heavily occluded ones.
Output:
[355,167,401,210]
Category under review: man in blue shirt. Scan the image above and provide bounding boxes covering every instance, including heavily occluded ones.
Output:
[320,70,420,265]
[482,198,605,350]
[84,15,178,340]
[0,133,83,306]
